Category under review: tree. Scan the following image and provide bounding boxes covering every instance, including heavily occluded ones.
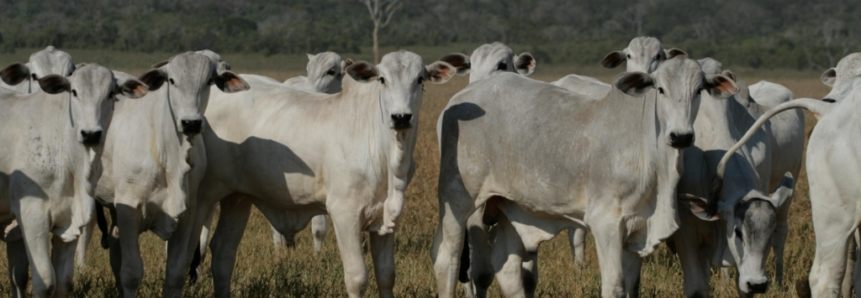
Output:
[361,0,401,64]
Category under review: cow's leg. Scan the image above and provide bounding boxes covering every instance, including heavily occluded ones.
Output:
[107,208,124,296]
[622,250,642,298]
[773,195,792,288]
[569,228,586,268]
[52,235,78,298]
[270,223,289,247]
[210,196,251,298]
[591,219,625,298]
[809,211,854,297]
[673,228,710,298]
[842,233,856,298]
[75,207,97,270]
[311,215,328,253]
[370,232,395,298]
[432,176,473,298]
[114,203,145,298]
[466,209,493,298]
[490,217,526,298]
[163,201,200,297]
[17,197,56,298]
[198,203,217,260]
[330,202,369,298]
[522,250,538,297]
[7,238,29,298]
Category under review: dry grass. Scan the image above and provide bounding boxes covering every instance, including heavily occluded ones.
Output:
[0,50,835,297]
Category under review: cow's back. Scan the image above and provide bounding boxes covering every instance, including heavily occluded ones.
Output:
[550,74,611,99]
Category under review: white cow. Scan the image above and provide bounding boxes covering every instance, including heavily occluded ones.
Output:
[432,56,738,298]
[0,46,75,94]
[93,51,248,298]
[184,51,455,298]
[283,51,350,94]
[0,63,149,297]
[551,37,686,98]
[672,58,796,297]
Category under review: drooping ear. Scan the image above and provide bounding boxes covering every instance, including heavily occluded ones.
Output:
[613,72,654,97]
[115,78,150,99]
[679,194,720,221]
[151,60,169,69]
[820,68,836,87]
[341,58,354,72]
[722,70,737,82]
[439,53,470,76]
[767,173,795,209]
[138,69,168,91]
[704,73,740,99]
[37,75,71,94]
[425,61,457,84]
[515,53,536,76]
[0,63,31,85]
[345,61,379,83]
[600,51,627,68]
[214,71,251,93]
[665,48,688,59]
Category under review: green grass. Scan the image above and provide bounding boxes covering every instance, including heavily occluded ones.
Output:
[0,47,834,297]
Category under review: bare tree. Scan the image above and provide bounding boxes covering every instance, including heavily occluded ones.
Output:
[361,0,401,64]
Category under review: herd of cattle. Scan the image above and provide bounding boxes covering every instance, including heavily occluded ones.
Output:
[0,36,856,298]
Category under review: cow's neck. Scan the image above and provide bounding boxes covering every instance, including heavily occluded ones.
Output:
[158,87,195,179]
[58,92,99,241]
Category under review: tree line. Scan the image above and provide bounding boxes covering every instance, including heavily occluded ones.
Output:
[0,0,856,69]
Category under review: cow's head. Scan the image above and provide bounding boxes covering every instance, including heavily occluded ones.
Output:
[820,52,861,103]
[1,46,76,93]
[140,51,249,136]
[345,50,455,131]
[682,173,793,295]
[602,37,686,74]
[440,42,536,83]
[613,56,738,149]
[305,52,348,94]
[0,63,149,146]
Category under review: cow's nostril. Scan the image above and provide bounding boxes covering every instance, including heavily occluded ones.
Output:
[80,130,102,146]
[390,114,413,129]
[669,133,694,148]
[181,120,203,135]
[747,281,769,294]
[822,98,836,103]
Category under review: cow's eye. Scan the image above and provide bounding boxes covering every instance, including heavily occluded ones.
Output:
[379,77,386,85]
[169,78,176,85]
[626,54,632,59]
[735,228,743,239]
[326,69,336,76]
[496,62,506,71]
[658,87,665,95]
[207,79,214,86]
[71,90,77,97]
[417,77,424,85]
[31,74,37,80]
[696,88,704,95]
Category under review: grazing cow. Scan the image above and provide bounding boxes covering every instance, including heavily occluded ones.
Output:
[0,46,75,94]
[439,42,536,83]
[0,63,149,298]
[186,51,454,298]
[672,58,796,297]
[93,52,248,298]
[432,56,738,298]
[551,37,686,98]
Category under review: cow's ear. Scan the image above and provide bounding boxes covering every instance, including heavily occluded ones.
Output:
[37,75,71,94]
[138,69,168,91]
[439,53,470,76]
[613,72,654,97]
[307,53,315,61]
[767,173,794,209]
[425,61,457,84]
[341,58,354,72]
[601,51,627,68]
[820,68,836,87]
[151,60,169,69]
[0,63,31,86]
[515,53,536,76]
[665,48,687,59]
[214,71,250,93]
[705,73,739,99]
[116,78,149,99]
[346,61,379,83]
[679,194,720,221]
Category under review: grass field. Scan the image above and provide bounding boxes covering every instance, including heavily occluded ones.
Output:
[0,48,833,297]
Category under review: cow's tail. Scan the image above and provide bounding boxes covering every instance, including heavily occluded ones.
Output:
[95,202,109,249]
[458,231,470,283]
[707,98,833,216]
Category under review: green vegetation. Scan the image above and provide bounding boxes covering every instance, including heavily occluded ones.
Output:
[0,0,857,69]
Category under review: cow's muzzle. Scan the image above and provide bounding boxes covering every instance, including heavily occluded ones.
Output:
[80,130,103,146]
[181,119,203,135]
[669,132,694,148]
[747,281,768,294]
[391,113,412,130]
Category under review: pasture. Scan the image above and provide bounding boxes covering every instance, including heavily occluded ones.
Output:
[0,47,830,297]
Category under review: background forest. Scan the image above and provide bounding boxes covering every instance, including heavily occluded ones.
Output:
[0,0,857,69]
